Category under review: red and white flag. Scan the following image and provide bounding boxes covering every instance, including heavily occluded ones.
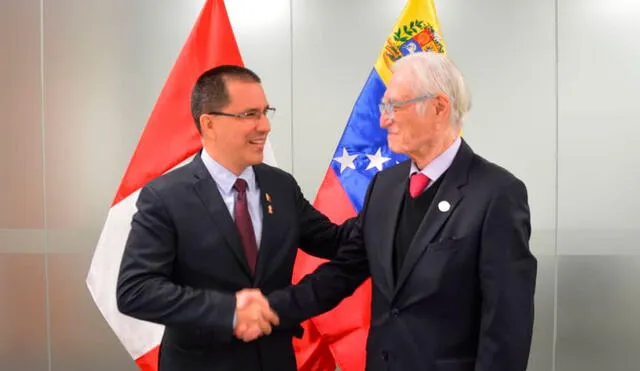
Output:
[86,0,276,369]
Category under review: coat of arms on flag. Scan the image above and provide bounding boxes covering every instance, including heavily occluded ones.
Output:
[384,20,445,66]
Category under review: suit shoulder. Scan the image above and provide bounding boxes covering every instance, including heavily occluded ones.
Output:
[470,153,526,191]
[254,163,297,184]
[142,161,195,195]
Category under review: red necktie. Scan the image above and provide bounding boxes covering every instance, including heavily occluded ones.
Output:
[233,178,258,274]
[409,173,430,198]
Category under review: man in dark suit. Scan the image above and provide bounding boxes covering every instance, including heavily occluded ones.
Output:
[264,52,537,371]
[116,65,354,371]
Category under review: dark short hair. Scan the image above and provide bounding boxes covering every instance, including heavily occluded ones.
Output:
[190,65,261,133]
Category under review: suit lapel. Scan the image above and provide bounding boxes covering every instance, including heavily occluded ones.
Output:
[394,141,473,295]
[252,165,287,284]
[378,163,410,295]
[191,155,252,277]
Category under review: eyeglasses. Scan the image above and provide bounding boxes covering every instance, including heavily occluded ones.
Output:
[378,94,432,119]
[208,106,276,120]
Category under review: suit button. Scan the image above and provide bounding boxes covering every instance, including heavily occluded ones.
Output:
[391,308,399,317]
[380,351,388,361]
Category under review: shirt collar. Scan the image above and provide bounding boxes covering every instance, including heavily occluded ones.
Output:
[410,136,461,182]
[200,149,257,194]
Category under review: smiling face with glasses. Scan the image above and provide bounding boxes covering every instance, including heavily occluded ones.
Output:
[200,79,273,175]
[379,71,454,167]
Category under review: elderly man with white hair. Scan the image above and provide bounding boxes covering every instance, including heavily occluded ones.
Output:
[247,51,537,371]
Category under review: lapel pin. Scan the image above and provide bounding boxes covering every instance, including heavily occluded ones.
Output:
[438,200,451,212]
[268,205,273,214]
[265,193,272,203]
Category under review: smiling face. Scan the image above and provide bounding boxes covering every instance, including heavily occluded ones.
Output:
[380,69,453,165]
[200,79,271,175]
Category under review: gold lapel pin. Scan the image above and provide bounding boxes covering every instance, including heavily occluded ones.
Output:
[265,193,272,203]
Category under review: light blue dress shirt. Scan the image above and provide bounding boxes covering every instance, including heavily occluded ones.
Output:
[200,149,263,248]
[409,136,462,191]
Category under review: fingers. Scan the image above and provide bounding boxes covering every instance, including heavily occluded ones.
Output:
[245,301,278,334]
[234,320,260,342]
[236,289,279,324]
[238,325,261,342]
[235,304,271,341]
[257,313,272,335]
[262,306,280,327]
[234,289,280,342]
[233,322,247,338]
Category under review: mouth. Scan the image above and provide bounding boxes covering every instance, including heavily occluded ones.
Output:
[249,138,266,146]
[249,138,267,152]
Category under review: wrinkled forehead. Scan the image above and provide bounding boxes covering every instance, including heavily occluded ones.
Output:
[383,70,414,102]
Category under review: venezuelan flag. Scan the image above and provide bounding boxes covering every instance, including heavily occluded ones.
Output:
[292,1,447,370]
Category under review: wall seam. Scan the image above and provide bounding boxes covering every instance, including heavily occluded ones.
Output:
[552,0,560,369]
[39,0,53,370]
[289,0,295,175]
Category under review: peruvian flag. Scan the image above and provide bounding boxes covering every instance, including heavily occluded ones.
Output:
[85,0,278,369]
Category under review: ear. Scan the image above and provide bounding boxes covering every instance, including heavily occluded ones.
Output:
[433,93,451,119]
[199,114,214,135]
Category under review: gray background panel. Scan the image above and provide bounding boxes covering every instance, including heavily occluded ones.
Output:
[0,255,48,371]
[0,0,48,368]
[557,0,640,256]
[556,257,640,371]
[0,0,44,230]
[48,253,134,371]
[556,0,640,368]
[529,256,556,371]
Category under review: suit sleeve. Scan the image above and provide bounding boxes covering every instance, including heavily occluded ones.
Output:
[289,173,357,260]
[116,185,236,342]
[268,175,377,327]
[268,215,370,327]
[476,179,537,371]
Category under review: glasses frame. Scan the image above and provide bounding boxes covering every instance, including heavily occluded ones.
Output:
[207,106,276,120]
[379,94,432,119]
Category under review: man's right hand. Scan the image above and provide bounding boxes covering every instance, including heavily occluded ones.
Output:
[234,289,279,342]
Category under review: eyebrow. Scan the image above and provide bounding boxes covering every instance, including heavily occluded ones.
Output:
[241,105,270,113]
[383,97,401,104]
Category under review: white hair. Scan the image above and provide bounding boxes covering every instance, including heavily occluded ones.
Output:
[392,52,471,127]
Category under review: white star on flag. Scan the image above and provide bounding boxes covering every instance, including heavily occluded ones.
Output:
[333,147,358,173]
[366,148,392,171]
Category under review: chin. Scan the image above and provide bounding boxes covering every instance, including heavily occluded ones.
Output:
[249,154,264,165]
[393,146,410,156]
[387,141,402,154]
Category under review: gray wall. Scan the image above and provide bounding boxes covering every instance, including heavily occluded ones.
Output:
[1,0,638,370]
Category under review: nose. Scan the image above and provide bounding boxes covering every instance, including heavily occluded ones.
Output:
[257,114,271,133]
[380,112,393,128]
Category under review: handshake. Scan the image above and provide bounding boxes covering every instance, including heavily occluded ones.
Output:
[234,289,280,342]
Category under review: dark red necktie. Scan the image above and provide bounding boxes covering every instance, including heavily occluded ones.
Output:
[409,173,430,198]
[233,178,258,274]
